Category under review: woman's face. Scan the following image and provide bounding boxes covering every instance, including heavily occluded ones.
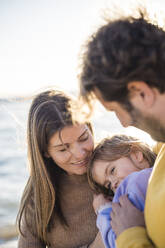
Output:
[47,124,94,175]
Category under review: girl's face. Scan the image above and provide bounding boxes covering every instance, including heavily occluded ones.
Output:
[47,124,94,175]
[92,152,149,192]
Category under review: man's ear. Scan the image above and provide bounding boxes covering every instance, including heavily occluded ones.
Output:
[127,81,156,108]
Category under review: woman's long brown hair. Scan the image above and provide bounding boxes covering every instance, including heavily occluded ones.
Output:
[17,90,75,244]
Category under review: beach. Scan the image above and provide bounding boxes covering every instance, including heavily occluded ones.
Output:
[0,239,18,248]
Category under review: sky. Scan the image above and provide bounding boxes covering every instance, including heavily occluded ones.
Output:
[0,0,164,97]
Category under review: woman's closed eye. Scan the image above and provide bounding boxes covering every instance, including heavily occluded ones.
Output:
[59,148,67,152]
[79,133,89,142]
[58,144,69,152]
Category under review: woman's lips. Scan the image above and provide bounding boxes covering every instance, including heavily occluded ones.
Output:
[72,158,89,166]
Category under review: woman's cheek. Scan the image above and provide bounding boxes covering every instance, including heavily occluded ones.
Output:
[88,137,94,151]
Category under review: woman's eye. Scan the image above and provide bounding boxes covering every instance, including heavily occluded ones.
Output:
[59,149,66,152]
[80,135,89,142]
[58,144,70,152]
[59,146,68,152]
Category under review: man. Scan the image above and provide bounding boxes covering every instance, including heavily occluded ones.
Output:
[79,10,165,248]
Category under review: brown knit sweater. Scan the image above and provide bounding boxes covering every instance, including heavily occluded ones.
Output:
[18,173,104,248]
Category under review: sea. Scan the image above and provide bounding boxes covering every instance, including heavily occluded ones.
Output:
[0,96,155,247]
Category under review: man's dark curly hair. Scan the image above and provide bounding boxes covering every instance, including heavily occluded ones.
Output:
[80,10,165,111]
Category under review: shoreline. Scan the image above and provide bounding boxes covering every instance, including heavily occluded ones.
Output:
[0,239,17,248]
[0,225,18,248]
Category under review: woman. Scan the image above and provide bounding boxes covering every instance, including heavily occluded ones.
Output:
[17,90,104,248]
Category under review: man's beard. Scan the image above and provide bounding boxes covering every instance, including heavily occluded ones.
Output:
[123,100,165,142]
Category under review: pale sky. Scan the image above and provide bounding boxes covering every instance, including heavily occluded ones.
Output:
[0,0,163,97]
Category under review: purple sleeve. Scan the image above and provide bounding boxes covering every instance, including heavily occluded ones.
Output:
[97,206,116,248]
[114,167,153,211]
[96,168,152,248]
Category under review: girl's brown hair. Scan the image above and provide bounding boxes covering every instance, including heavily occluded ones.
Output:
[88,134,156,196]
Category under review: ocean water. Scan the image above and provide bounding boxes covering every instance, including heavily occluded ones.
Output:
[0,97,154,247]
[0,99,30,246]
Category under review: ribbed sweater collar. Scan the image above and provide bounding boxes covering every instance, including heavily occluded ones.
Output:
[61,172,88,185]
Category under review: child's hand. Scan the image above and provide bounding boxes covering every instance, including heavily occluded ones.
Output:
[93,193,111,214]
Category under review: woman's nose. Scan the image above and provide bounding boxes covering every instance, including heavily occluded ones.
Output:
[70,143,86,159]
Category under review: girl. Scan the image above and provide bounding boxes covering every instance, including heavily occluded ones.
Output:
[88,134,156,248]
